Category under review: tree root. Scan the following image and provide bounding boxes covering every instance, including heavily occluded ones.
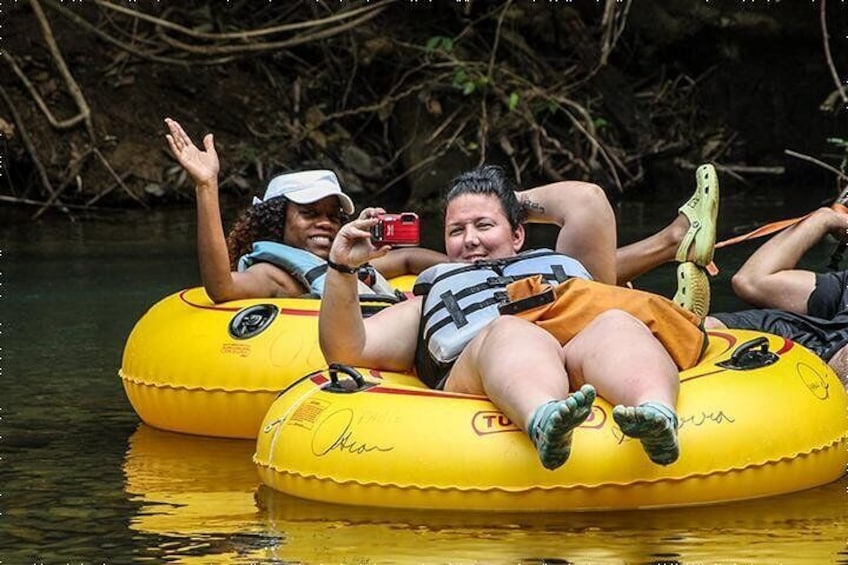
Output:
[0,84,69,217]
[8,0,829,217]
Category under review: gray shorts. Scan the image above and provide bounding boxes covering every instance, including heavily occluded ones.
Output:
[712,270,848,361]
[807,270,848,318]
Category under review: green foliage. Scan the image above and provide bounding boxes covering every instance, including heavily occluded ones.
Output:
[508,92,520,112]
[532,99,560,116]
[451,68,489,96]
[425,35,454,54]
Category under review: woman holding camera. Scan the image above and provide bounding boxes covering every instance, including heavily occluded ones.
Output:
[319,166,704,470]
[164,117,446,302]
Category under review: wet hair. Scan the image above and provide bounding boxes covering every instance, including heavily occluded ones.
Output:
[444,165,527,230]
[226,197,289,269]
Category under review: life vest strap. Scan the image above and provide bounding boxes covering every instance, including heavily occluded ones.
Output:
[424,294,507,343]
[498,285,556,315]
[303,264,328,285]
[440,290,467,328]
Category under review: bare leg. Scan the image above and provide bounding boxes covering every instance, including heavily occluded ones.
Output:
[446,312,679,427]
[731,207,848,313]
[446,316,594,470]
[825,344,848,390]
[614,166,718,318]
[618,212,712,317]
[446,316,572,424]
[564,309,681,465]
[561,310,679,408]
[616,215,689,285]
[446,312,680,467]
[615,164,718,287]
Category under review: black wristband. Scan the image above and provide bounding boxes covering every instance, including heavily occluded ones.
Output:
[327,258,358,275]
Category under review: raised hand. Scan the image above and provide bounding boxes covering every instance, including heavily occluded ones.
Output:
[164,117,219,188]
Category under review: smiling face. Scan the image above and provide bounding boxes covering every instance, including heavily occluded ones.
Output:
[444,193,525,262]
[283,197,344,259]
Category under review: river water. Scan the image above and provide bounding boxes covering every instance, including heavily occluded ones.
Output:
[2,195,846,564]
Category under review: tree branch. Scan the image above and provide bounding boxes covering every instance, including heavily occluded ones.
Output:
[30,0,95,139]
[820,0,848,107]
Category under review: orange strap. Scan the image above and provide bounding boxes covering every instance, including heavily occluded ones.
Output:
[716,202,848,248]
[713,213,813,249]
[708,202,848,274]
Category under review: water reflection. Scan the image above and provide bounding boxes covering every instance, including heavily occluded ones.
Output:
[123,424,847,564]
[5,203,848,564]
[257,480,848,564]
[123,425,272,563]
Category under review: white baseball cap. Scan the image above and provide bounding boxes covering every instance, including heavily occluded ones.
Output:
[252,169,355,214]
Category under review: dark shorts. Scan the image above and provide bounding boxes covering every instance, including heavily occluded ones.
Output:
[712,309,848,360]
[713,270,848,361]
[808,270,848,318]
[713,271,848,361]
[433,372,451,391]
[414,320,454,390]
[416,356,452,390]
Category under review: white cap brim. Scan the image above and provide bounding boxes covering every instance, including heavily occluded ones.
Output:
[253,169,354,214]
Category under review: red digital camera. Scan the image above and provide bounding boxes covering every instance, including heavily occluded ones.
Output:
[370,212,420,247]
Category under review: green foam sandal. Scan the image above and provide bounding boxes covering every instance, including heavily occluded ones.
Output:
[673,261,710,318]
[676,164,719,267]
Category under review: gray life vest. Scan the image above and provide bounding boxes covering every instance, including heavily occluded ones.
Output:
[237,241,394,297]
[413,249,592,364]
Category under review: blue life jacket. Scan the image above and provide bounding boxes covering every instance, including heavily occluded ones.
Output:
[413,249,592,364]
[237,241,393,297]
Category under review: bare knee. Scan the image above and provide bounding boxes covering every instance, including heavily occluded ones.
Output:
[730,270,760,304]
[590,308,645,330]
[484,315,526,333]
[482,315,546,342]
[572,309,654,344]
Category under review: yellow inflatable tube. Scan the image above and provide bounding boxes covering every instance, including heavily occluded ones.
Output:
[254,330,848,511]
[120,278,414,439]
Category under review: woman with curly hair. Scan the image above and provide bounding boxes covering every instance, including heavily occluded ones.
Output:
[165,118,446,303]
[224,197,292,271]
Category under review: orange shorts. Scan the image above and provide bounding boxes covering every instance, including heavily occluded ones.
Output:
[505,276,706,370]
